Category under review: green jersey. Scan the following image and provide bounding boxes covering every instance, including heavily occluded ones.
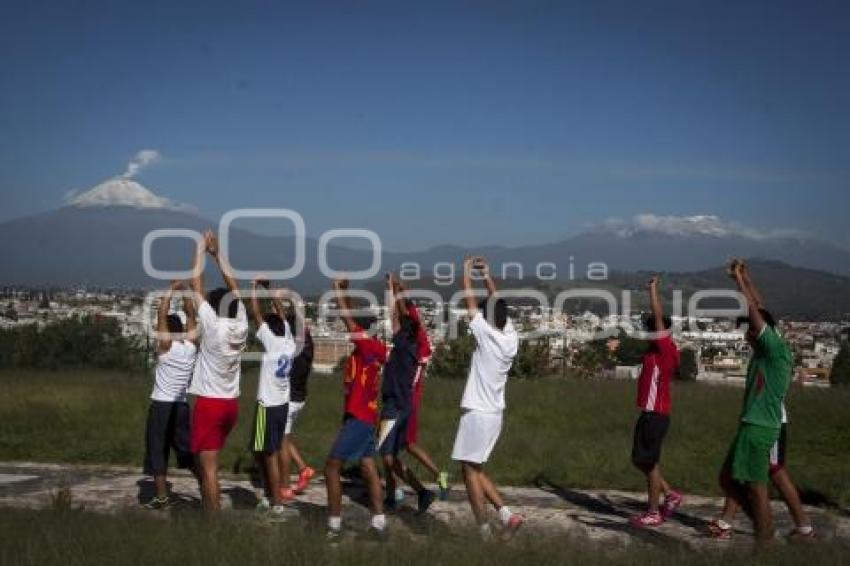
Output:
[740,326,792,430]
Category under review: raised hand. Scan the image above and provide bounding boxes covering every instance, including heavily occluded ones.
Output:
[647,275,659,290]
[205,229,219,257]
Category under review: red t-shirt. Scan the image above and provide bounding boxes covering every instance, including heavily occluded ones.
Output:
[636,335,679,415]
[406,304,432,364]
[343,326,387,425]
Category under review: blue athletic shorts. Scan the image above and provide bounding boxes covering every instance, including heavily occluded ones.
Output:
[329,417,376,462]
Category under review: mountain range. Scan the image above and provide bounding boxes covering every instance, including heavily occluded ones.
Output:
[2,179,849,311]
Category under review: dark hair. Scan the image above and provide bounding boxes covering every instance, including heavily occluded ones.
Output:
[644,314,672,333]
[354,315,377,331]
[264,313,287,337]
[166,314,184,334]
[206,287,239,319]
[478,298,508,330]
[737,308,776,329]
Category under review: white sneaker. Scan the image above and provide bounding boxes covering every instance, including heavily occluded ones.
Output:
[255,497,271,513]
[269,505,295,523]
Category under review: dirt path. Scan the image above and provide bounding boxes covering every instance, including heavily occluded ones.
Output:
[1,461,847,550]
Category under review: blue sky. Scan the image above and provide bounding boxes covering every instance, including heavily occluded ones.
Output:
[0,0,847,250]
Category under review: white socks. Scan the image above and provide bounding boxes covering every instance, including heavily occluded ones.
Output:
[371,514,387,531]
[479,523,493,540]
[498,506,513,526]
[327,516,342,531]
[329,514,387,532]
[797,524,814,535]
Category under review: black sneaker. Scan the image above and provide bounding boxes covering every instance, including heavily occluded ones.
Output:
[326,528,343,545]
[417,489,435,514]
[144,496,171,510]
[364,526,389,543]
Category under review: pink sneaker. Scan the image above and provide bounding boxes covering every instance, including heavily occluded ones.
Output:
[502,514,525,538]
[630,511,664,528]
[278,487,296,502]
[660,490,683,519]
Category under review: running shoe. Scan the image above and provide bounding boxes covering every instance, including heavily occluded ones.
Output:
[278,487,297,503]
[417,489,435,514]
[630,511,664,528]
[502,513,525,539]
[437,471,450,501]
[326,528,343,545]
[787,527,816,543]
[364,526,389,543]
[660,490,683,519]
[268,505,291,523]
[707,519,733,540]
[255,496,271,514]
[143,495,171,510]
[294,466,316,494]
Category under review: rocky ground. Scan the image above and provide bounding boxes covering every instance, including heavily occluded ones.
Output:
[1,461,847,551]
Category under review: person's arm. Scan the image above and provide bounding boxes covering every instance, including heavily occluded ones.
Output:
[730,260,765,334]
[249,277,266,327]
[386,273,400,334]
[478,257,498,297]
[190,234,206,308]
[647,275,666,332]
[462,256,479,317]
[181,281,199,344]
[205,230,240,300]
[333,278,358,333]
[156,282,176,354]
[740,262,765,310]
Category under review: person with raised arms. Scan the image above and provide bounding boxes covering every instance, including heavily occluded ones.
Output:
[188,229,248,516]
[274,289,317,499]
[630,276,682,528]
[248,278,296,522]
[395,279,451,501]
[709,260,813,542]
[379,273,435,514]
[451,256,524,540]
[142,279,198,510]
[324,278,388,541]
[718,259,793,545]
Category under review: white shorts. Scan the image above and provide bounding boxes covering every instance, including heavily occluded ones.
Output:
[285,401,306,435]
[451,410,503,464]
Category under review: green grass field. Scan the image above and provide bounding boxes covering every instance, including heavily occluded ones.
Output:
[1,369,849,508]
[2,507,849,566]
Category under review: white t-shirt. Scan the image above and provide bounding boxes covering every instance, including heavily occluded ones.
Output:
[188,300,248,399]
[460,312,519,413]
[256,321,296,407]
[151,340,197,403]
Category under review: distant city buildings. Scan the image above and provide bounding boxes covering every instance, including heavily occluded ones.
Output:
[1,286,845,386]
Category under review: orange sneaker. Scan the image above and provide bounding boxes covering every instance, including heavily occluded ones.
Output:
[278,487,297,502]
[295,467,316,494]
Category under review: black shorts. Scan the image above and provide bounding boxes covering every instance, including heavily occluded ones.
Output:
[631,411,670,466]
[144,400,193,475]
[250,403,289,455]
[378,411,410,457]
[769,423,788,473]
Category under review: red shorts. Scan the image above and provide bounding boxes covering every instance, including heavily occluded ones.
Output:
[191,396,239,453]
[405,365,426,445]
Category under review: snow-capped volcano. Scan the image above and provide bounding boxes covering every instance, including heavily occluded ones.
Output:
[65,177,188,211]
